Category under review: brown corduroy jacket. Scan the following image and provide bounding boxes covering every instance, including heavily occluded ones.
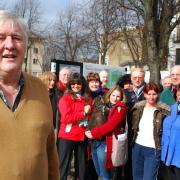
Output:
[130,100,170,149]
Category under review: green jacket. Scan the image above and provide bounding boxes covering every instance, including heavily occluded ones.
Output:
[160,88,176,106]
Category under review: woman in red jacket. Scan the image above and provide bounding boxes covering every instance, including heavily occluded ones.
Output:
[58,73,92,180]
[85,85,127,180]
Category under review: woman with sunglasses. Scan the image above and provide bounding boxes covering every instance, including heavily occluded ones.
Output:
[57,72,92,180]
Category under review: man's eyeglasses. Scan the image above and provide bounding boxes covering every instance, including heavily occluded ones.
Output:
[132,76,144,80]
[171,74,180,77]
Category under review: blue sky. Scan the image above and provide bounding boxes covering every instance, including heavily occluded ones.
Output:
[39,0,76,22]
[5,0,85,24]
[39,0,89,26]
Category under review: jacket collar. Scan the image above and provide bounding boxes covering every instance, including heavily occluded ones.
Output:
[131,100,170,116]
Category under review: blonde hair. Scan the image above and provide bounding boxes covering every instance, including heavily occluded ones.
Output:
[39,71,56,89]
[104,85,126,104]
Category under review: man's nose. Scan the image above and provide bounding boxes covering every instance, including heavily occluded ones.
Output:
[4,36,15,50]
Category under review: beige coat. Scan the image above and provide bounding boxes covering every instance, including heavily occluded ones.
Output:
[0,73,59,180]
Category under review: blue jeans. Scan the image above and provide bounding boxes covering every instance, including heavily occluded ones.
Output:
[132,143,161,180]
[91,140,110,180]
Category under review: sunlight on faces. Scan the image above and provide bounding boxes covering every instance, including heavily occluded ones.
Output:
[131,71,144,88]
[0,20,26,74]
[88,80,100,92]
[171,66,180,86]
[99,71,108,87]
[70,81,82,93]
[162,77,171,89]
[59,69,71,85]
[110,89,121,105]
[144,90,158,106]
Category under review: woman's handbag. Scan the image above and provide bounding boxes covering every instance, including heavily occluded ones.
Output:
[111,119,128,167]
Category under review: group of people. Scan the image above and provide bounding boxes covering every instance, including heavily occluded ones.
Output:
[39,68,127,180]
[0,10,180,180]
[38,63,180,180]
[117,66,180,180]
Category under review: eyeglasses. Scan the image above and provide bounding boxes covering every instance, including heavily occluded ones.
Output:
[171,74,180,77]
[70,81,82,86]
[132,76,144,80]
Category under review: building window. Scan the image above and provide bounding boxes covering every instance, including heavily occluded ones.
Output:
[33,59,38,64]
[176,48,180,65]
[33,47,38,54]
[177,25,180,41]
[32,72,38,77]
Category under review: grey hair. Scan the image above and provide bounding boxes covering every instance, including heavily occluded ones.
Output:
[59,67,71,74]
[0,10,28,46]
[99,70,108,76]
[170,65,180,74]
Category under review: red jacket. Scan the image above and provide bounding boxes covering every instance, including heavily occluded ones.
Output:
[91,101,127,168]
[58,93,92,141]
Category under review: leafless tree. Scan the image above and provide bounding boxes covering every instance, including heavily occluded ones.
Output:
[83,0,121,64]
[114,2,144,66]
[42,33,60,71]
[48,5,90,62]
[13,0,42,31]
[117,0,180,83]
[12,0,43,72]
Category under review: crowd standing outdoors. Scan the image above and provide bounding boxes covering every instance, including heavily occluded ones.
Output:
[1,10,180,180]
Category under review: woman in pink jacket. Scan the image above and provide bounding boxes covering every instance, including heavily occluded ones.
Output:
[85,85,127,180]
[58,73,92,180]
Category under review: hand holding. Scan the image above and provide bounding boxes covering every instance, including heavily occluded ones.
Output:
[84,105,91,114]
[85,130,93,139]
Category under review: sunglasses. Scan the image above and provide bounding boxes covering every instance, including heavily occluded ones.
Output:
[70,81,82,85]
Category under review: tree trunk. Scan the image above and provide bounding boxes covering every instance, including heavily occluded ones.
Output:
[100,53,105,64]
[144,0,161,84]
[24,47,30,72]
[148,60,161,84]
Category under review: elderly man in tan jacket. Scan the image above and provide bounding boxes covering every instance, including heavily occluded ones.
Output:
[0,10,59,180]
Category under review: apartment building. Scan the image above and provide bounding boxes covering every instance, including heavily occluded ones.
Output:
[168,24,180,69]
[23,32,45,77]
[101,28,142,67]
